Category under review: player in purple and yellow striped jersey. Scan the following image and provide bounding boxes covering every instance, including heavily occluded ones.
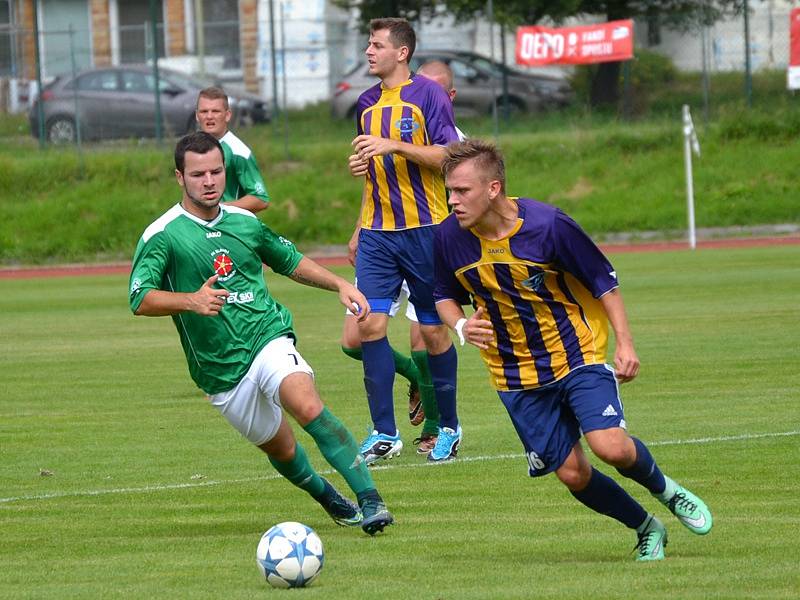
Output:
[433,139,713,561]
[347,18,462,464]
[339,60,466,457]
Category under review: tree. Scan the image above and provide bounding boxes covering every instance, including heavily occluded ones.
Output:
[337,1,744,106]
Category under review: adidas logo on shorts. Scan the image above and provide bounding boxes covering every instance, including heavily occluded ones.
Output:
[602,404,619,417]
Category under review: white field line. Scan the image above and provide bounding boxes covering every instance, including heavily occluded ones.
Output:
[2,429,798,505]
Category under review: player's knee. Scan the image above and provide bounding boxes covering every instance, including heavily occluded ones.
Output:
[341,316,361,348]
[555,462,591,491]
[358,314,389,341]
[419,324,451,354]
[591,437,636,467]
[584,428,635,468]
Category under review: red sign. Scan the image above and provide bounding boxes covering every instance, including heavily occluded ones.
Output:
[789,9,800,89]
[791,9,800,65]
[516,20,634,66]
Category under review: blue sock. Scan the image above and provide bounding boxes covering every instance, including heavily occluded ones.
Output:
[616,437,667,495]
[570,467,648,530]
[427,344,458,430]
[362,337,396,435]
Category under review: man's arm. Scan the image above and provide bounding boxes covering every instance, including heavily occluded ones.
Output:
[351,135,447,171]
[134,275,229,317]
[347,188,367,266]
[224,195,268,213]
[225,153,269,213]
[288,257,371,322]
[599,288,640,383]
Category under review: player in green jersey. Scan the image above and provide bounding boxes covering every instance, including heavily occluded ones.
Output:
[128,132,393,535]
[196,87,269,213]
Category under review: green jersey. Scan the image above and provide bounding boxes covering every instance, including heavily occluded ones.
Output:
[219,130,269,205]
[129,203,302,394]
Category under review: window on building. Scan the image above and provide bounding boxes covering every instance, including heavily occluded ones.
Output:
[40,0,91,77]
[200,0,240,70]
[117,0,165,64]
[0,0,13,76]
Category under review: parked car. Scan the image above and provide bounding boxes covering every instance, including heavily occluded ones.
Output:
[331,49,573,120]
[29,65,270,144]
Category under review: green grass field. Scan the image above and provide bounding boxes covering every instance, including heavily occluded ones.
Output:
[2,97,800,265]
[1,245,799,599]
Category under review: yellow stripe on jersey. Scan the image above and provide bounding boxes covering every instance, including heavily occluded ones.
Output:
[454,225,609,390]
[359,84,448,230]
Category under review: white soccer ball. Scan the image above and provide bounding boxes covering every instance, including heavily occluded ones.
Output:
[256,522,324,588]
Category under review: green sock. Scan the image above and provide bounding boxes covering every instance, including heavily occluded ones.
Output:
[392,347,420,384]
[412,350,439,436]
[268,442,325,498]
[341,345,363,361]
[343,344,419,385]
[304,407,375,496]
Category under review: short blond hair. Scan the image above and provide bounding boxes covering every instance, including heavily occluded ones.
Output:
[197,86,229,110]
[443,139,506,193]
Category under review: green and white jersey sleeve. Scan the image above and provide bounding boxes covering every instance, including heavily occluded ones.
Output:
[129,203,301,394]
[219,130,269,205]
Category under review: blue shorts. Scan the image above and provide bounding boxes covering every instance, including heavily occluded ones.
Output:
[497,364,626,478]
[355,226,441,325]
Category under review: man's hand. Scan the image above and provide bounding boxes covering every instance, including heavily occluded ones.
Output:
[348,153,369,178]
[463,307,495,350]
[613,342,640,384]
[188,275,229,316]
[352,135,396,162]
[338,282,371,323]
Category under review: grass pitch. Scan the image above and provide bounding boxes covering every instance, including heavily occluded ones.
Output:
[1,245,798,599]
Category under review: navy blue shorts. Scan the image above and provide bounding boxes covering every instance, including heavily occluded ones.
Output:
[497,364,626,477]
[355,226,441,325]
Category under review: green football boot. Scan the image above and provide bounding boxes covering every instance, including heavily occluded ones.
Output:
[634,514,667,562]
[656,476,713,535]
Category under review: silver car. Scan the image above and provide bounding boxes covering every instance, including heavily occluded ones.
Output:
[29,65,269,143]
[331,49,572,120]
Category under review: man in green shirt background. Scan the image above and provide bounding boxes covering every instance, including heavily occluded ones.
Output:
[196,87,269,214]
[129,131,393,535]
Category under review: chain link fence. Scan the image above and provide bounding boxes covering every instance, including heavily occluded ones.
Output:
[1,4,797,144]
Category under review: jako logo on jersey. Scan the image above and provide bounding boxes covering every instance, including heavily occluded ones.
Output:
[395,117,420,134]
[211,249,237,281]
[487,248,505,255]
[206,231,222,238]
[521,271,545,292]
[278,236,294,247]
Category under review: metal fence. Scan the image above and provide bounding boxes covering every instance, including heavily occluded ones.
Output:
[2,6,797,145]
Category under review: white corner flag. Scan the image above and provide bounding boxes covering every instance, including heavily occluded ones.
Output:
[682,105,701,249]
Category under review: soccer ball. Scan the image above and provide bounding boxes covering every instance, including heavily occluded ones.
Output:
[256,522,324,588]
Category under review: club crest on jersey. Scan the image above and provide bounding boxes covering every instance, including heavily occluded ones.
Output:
[521,271,545,292]
[395,117,420,135]
[211,249,237,281]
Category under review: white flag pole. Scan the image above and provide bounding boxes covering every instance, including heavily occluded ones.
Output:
[682,105,700,250]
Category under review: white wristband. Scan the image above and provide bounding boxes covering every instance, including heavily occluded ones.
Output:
[454,318,467,346]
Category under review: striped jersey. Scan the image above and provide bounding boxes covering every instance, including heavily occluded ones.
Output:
[356,74,459,230]
[433,198,619,391]
[129,203,301,394]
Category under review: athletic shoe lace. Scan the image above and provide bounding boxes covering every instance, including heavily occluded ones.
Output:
[634,530,657,558]
[667,491,697,515]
